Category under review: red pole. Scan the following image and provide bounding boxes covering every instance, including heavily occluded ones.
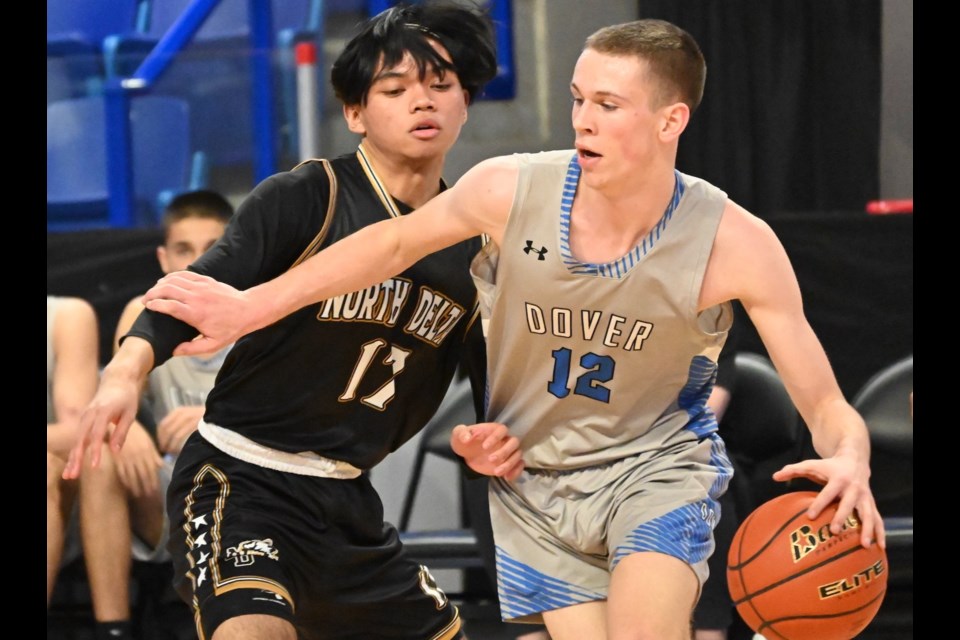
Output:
[295,42,321,161]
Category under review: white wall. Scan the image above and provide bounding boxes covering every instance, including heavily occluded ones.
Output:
[880,0,913,200]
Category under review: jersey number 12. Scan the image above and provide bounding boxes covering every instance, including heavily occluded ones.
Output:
[547,347,614,403]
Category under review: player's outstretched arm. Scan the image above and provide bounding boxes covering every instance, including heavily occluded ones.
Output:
[703,203,883,550]
[62,337,155,480]
[451,423,524,480]
[142,157,519,356]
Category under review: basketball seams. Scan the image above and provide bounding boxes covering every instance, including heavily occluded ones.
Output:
[758,589,888,638]
[727,505,810,569]
[726,502,754,599]
[730,543,867,606]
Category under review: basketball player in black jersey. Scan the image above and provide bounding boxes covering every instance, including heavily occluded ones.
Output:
[64,3,524,639]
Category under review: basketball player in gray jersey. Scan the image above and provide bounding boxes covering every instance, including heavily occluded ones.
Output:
[113,18,883,640]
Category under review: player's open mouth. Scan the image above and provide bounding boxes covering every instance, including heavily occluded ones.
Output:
[577,148,602,162]
[411,118,440,132]
[411,123,441,140]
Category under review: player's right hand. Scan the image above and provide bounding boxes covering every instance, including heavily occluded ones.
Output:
[451,422,524,480]
[142,271,253,356]
[62,376,141,480]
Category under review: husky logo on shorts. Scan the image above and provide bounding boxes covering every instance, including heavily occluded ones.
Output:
[225,538,280,567]
[699,501,718,528]
[417,564,449,609]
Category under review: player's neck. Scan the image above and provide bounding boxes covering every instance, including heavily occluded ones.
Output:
[578,167,676,229]
[569,168,678,263]
[359,142,444,209]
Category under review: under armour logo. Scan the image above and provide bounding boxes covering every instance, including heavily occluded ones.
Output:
[524,240,548,260]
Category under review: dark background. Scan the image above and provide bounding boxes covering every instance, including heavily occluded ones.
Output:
[643,0,882,214]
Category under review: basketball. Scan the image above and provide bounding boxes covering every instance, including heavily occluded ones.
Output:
[727,491,887,640]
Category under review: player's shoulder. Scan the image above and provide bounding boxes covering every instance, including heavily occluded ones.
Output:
[464,149,574,182]
[257,152,357,193]
[718,200,774,240]
[514,148,576,168]
[50,296,98,339]
[677,171,730,203]
[55,295,97,320]
[713,201,785,277]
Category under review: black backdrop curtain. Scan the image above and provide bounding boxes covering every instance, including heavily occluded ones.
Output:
[633,1,907,400]
[638,0,881,215]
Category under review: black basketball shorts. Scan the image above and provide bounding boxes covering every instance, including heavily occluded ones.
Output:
[167,432,462,640]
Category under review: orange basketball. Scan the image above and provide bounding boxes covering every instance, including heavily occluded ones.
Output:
[726,491,887,640]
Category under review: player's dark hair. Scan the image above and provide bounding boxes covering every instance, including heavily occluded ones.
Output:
[331,1,497,106]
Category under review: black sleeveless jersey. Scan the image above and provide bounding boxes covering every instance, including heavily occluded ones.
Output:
[127,150,486,469]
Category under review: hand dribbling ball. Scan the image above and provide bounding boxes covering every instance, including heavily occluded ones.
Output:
[727,491,887,639]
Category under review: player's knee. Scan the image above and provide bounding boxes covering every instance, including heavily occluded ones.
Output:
[81,442,119,478]
[610,620,692,640]
[211,613,297,640]
[47,452,65,495]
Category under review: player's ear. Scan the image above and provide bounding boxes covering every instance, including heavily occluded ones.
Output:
[343,103,366,135]
[157,246,171,273]
[658,101,690,142]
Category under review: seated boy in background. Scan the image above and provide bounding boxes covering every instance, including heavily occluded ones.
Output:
[47,295,100,608]
[79,190,234,640]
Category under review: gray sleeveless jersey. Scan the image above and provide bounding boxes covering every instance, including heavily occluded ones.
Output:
[470,150,733,470]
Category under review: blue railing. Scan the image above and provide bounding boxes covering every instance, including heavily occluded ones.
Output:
[104,0,278,227]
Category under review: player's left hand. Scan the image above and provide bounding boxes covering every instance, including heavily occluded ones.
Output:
[451,422,524,480]
[773,452,885,550]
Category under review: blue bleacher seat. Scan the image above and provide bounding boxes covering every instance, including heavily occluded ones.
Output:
[47,95,208,231]
[104,0,324,168]
[47,0,143,98]
[47,0,141,57]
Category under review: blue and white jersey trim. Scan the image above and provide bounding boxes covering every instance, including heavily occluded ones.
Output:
[495,546,604,619]
[611,500,716,569]
[558,153,686,278]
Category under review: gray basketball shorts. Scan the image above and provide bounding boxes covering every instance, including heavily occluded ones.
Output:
[489,432,732,623]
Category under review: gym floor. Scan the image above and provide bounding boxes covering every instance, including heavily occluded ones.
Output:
[47,560,523,640]
[47,558,911,640]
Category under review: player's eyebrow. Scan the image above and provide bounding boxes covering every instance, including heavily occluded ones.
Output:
[373,69,409,82]
[570,82,627,101]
